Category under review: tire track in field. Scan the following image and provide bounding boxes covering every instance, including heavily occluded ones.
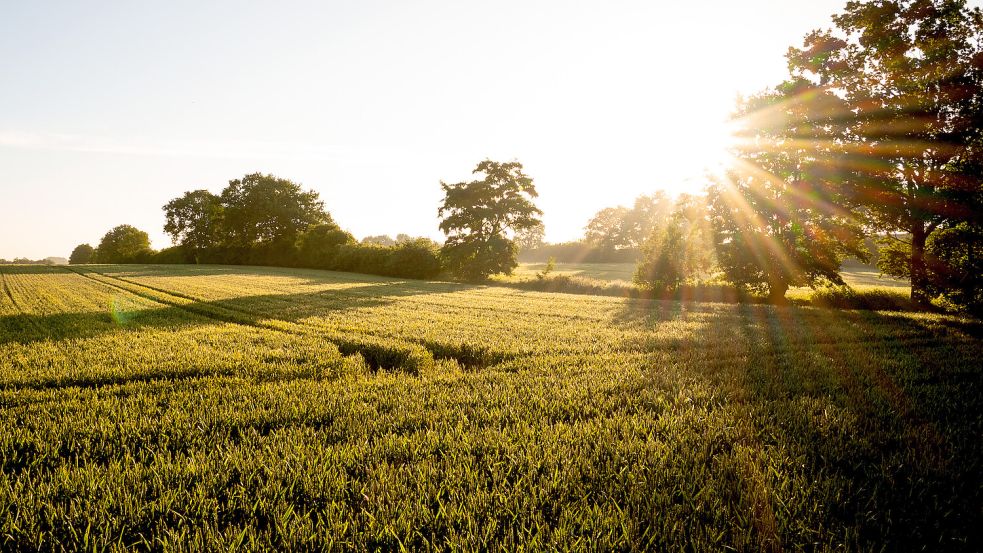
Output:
[72,268,513,370]
[65,267,280,328]
[65,268,444,373]
[0,270,22,312]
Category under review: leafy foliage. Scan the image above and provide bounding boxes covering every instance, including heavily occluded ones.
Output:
[879,224,983,311]
[585,193,673,251]
[784,0,983,305]
[93,225,154,264]
[438,160,542,280]
[68,243,95,265]
[220,173,330,247]
[634,194,716,291]
[710,81,868,301]
[162,190,223,260]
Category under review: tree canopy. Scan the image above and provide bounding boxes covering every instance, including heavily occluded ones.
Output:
[68,243,95,265]
[220,173,330,247]
[163,190,223,261]
[782,0,983,305]
[585,193,672,251]
[94,225,153,264]
[709,80,868,301]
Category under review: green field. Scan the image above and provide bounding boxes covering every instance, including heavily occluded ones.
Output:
[1,264,979,550]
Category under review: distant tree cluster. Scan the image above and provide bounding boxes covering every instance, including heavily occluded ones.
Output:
[585,192,673,251]
[0,257,66,265]
[158,173,443,279]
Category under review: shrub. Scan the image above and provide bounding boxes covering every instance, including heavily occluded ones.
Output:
[385,239,442,279]
[808,285,915,311]
[297,224,356,268]
[150,245,192,264]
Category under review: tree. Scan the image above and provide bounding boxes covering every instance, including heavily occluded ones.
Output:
[634,194,716,290]
[438,159,543,280]
[585,206,631,250]
[94,225,153,264]
[878,224,983,311]
[709,81,868,302]
[585,193,673,251]
[220,173,329,247]
[784,0,983,306]
[69,243,95,264]
[515,222,546,251]
[362,235,397,247]
[163,190,222,262]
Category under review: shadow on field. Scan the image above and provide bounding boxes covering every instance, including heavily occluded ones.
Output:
[614,296,983,548]
[0,265,71,275]
[92,263,472,291]
[1,268,475,349]
[0,308,202,346]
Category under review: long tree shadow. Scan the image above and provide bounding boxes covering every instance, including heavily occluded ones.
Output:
[87,263,472,290]
[611,296,983,549]
[0,280,452,347]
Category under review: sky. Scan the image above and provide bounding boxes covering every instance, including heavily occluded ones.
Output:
[1,0,875,258]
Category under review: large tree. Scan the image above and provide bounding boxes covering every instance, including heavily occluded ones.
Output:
[709,80,868,302]
[438,160,543,280]
[220,173,329,246]
[163,190,223,262]
[94,225,153,264]
[784,0,983,306]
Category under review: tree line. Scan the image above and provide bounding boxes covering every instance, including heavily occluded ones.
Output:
[68,0,982,312]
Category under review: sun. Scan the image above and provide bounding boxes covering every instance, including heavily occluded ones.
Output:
[658,115,743,193]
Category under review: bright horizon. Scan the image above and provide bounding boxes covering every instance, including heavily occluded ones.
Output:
[0,0,902,259]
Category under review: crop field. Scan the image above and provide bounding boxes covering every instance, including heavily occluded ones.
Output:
[0,264,980,550]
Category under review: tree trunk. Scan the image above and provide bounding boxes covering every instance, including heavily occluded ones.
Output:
[767,278,789,304]
[910,223,929,308]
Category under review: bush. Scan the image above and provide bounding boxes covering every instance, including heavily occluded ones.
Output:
[333,244,391,275]
[386,239,442,279]
[69,244,95,265]
[298,224,356,268]
[809,285,915,311]
[634,224,687,291]
[149,245,192,264]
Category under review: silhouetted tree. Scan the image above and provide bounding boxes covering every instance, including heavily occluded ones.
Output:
[69,244,95,264]
[438,160,542,280]
[163,190,223,262]
[94,225,154,264]
[784,0,983,306]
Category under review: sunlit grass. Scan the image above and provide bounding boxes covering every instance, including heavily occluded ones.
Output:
[0,264,978,550]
